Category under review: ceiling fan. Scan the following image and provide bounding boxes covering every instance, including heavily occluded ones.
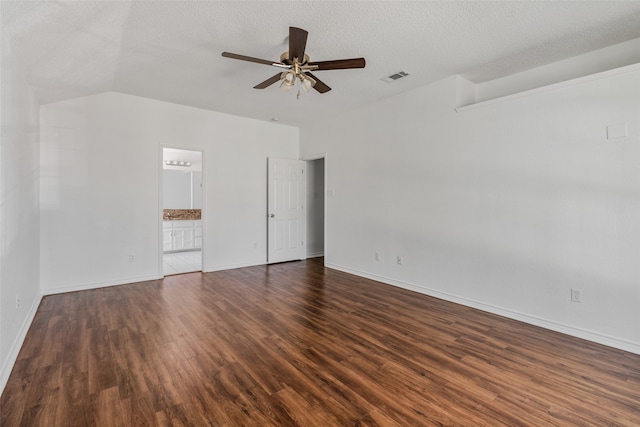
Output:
[222,27,366,96]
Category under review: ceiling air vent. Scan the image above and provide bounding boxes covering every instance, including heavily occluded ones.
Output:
[381,71,410,83]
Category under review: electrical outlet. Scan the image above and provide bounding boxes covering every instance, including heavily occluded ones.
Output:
[129,254,136,262]
[396,255,403,265]
[16,295,20,310]
[571,288,582,303]
[375,251,381,261]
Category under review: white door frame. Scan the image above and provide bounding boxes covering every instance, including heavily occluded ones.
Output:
[158,145,205,276]
[301,153,327,266]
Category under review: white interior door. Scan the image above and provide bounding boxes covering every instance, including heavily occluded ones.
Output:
[268,157,306,263]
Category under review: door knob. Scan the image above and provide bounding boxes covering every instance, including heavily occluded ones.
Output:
[269,214,275,218]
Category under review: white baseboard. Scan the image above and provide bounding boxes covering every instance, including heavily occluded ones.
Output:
[326,263,640,356]
[0,292,43,395]
[204,260,267,273]
[42,274,162,295]
[306,252,325,259]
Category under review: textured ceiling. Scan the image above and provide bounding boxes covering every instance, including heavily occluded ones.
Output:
[3,1,640,126]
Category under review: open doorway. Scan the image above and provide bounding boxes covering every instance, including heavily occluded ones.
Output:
[162,148,203,275]
[306,157,325,259]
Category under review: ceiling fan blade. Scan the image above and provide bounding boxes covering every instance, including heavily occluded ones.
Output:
[308,58,366,71]
[305,72,331,93]
[222,52,289,68]
[254,73,282,89]
[289,27,308,62]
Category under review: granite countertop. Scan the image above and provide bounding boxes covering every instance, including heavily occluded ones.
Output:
[163,209,201,221]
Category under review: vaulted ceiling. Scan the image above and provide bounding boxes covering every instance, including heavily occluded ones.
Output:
[3,1,640,126]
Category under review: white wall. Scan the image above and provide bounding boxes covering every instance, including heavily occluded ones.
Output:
[40,92,298,293]
[300,68,640,354]
[476,37,640,103]
[0,35,41,392]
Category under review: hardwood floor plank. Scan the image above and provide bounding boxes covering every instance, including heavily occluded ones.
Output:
[2,258,640,426]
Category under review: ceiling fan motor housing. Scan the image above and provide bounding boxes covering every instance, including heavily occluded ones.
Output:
[280,52,310,67]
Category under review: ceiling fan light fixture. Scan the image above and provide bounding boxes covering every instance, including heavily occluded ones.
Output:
[280,71,296,91]
[300,73,316,92]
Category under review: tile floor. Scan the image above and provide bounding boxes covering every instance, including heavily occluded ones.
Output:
[163,250,202,276]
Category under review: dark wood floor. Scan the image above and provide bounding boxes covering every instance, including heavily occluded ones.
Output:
[2,258,639,426]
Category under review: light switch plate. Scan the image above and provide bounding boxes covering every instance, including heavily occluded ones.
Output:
[606,123,628,140]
